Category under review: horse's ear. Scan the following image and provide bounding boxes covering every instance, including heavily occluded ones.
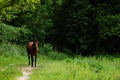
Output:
[35,38,38,41]
[34,34,38,40]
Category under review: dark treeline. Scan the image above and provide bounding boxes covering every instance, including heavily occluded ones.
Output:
[0,0,120,55]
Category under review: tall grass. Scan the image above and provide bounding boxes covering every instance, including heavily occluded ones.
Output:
[30,56,120,80]
[39,44,68,60]
[0,43,28,80]
[0,43,120,80]
[0,42,26,57]
[0,42,68,61]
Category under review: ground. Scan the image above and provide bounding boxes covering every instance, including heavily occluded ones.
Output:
[0,55,120,80]
[18,66,32,80]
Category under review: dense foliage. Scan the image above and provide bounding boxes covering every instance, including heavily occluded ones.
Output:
[0,23,31,43]
[0,0,120,55]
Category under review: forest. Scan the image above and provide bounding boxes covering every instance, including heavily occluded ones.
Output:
[0,0,120,55]
[0,0,120,80]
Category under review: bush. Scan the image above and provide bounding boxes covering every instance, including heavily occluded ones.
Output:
[0,42,26,57]
[47,51,68,60]
[39,44,68,60]
[0,23,32,43]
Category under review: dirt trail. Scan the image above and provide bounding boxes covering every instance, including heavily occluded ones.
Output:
[18,66,33,80]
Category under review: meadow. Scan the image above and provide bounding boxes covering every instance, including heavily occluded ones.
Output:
[0,43,120,80]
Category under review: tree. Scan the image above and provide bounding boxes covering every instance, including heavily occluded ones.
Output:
[0,0,40,22]
[49,0,120,54]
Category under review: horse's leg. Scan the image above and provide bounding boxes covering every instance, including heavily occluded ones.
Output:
[35,55,37,67]
[28,54,30,65]
[31,55,33,67]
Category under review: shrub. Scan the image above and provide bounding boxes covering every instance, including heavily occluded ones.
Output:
[0,42,26,57]
[0,23,32,43]
[39,44,68,60]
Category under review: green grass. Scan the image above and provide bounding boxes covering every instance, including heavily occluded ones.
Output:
[0,55,120,80]
[0,43,120,80]
[30,56,120,80]
[0,56,25,80]
[0,43,28,80]
[0,64,22,80]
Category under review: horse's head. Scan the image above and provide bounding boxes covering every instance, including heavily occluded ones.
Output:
[34,39,39,48]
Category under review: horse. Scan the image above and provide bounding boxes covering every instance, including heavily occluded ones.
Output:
[26,39,39,67]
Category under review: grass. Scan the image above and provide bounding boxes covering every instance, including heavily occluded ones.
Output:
[30,56,120,80]
[0,43,120,80]
[0,64,22,80]
[0,56,24,80]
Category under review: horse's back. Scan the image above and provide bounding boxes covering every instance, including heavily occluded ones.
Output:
[26,42,33,46]
[26,42,38,56]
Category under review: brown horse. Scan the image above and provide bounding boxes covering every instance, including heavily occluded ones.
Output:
[26,39,38,67]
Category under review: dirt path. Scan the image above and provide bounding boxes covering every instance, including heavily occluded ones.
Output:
[18,66,33,80]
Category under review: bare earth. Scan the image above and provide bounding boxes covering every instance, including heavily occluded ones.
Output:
[18,66,33,80]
